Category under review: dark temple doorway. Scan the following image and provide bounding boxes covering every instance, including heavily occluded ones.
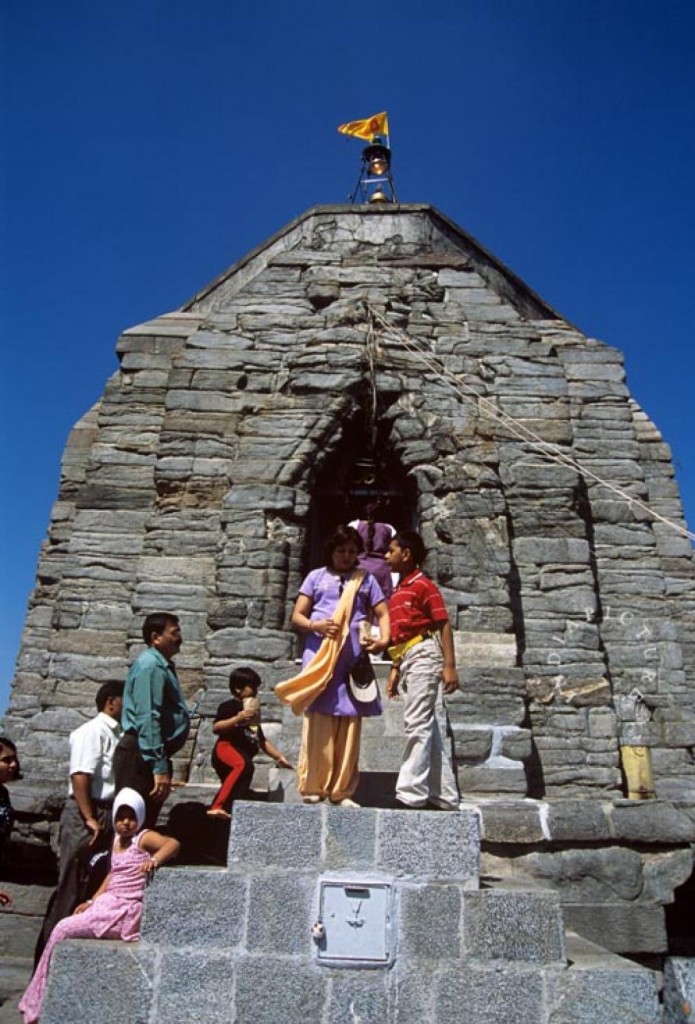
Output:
[305,424,415,573]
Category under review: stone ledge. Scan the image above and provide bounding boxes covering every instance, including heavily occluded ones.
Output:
[475,797,695,845]
[226,803,481,885]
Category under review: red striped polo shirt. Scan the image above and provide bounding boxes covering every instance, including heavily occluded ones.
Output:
[388,570,449,644]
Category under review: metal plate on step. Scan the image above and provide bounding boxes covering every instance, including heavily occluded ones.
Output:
[315,878,393,966]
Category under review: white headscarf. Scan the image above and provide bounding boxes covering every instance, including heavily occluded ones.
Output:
[112,788,146,831]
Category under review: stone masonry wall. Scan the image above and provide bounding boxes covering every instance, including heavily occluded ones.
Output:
[2,207,694,969]
[4,204,694,800]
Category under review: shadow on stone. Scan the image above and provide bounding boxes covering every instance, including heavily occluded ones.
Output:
[166,802,229,866]
[353,771,400,808]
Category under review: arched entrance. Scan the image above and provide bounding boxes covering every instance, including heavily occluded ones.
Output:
[304,400,415,572]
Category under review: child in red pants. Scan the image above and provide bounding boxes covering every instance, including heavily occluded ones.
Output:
[207,667,292,819]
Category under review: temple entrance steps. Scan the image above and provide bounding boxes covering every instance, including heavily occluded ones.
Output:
[35,802,662,1023]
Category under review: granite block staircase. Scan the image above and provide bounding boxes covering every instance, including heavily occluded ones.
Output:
[10,675,671,1023]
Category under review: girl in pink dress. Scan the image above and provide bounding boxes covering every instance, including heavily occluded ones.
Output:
[19,788,180,1024]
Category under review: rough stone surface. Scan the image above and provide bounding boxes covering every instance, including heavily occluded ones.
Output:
[41,941,157,1024]
[545,943,661,1023]
[141,868,245,947]
[2,203,695,986]
[37,803,665,1024]
[563,902,668,953]
[376,805,480,883]
[436,964,546,1024]
[154,950,236,1024]
[463,890,566,963]
[663,957,695,1024]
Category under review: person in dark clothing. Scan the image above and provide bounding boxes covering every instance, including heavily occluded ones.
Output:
[207,668,291,819]
[0,736,21,906]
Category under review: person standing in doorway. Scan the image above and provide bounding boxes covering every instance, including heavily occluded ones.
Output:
[277,526,389,807]
[114,613,190,826]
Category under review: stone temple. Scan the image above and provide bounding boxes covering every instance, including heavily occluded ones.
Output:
[2,204,695,1021]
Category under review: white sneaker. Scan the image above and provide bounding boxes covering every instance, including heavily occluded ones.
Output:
[303,795,324,804]
[330,797,360,808]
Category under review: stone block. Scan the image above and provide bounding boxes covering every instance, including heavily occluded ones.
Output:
[448,668,526,726]
[610,800,695,843]
[513,538,590,565]
[0,909,48,959]
[324,808,378,870]
[463,890,565,963]
[451,725,493,762]
[455,631,518,668]
[664,957,695,1024]
[499,727,533,761]
[376,809,480,884]
[234,957,326,1024]
[399,883,462,959]
[227,803,323,872]
[478,800,545,843]
[546,943,660,1023]
[435,963,545,1024]
[563,902,667,953]
[642,848,693,904]
[142,868,245,947]
[224,483,297,512]
[545,800,613,841]
[517,847,643,901]
[207,628,292,661]
[587,708,618,738]
[247,875,315,954]
[457,763,528,795]
[391,962,439,1023]
[358,735,408,771]
[41,941,156,1024]
[154,950,236,1024]
[327,970,390,1024]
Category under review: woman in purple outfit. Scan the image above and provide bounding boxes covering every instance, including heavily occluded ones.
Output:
[285,526,390,807]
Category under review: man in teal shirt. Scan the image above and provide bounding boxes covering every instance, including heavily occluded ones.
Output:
[114,613,191,825]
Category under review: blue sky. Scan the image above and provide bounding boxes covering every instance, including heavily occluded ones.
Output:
[1,0,694,715]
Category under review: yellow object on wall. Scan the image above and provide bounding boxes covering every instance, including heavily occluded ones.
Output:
[620,745,655,800]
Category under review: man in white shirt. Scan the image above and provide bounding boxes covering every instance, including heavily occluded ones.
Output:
[35,681,123,958]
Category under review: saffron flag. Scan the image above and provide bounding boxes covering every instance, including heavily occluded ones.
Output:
[337,111,389,142]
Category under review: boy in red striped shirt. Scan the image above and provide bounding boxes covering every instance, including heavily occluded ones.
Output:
[385,531,460,810]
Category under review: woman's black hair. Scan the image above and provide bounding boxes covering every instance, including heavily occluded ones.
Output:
[323,525,363,567]
[392,530,427,567]
[363,500,385,555]
[0,736,22,781]
[228,667,262,696]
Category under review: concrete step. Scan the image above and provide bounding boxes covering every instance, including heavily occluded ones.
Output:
[39,935,662,1024]
[0,957,31,1024]
[546,932,661,1023]
[35,804,662,1024]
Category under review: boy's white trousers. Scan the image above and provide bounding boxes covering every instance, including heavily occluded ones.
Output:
[395,638,459,809]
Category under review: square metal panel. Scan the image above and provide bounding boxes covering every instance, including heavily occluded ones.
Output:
[317,881,392,964]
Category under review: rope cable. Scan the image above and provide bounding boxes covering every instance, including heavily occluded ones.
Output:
[365,303,695,543]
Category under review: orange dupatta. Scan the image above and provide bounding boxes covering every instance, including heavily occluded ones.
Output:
[275,570,366,716]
